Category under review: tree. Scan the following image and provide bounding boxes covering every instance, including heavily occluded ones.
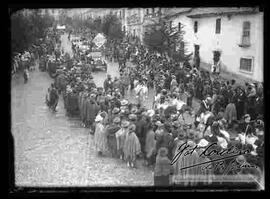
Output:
[143,16,192,62]
[101,14,124,41]
[11,9,55,54]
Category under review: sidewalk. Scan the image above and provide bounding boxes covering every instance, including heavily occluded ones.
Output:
[199,62,259,86]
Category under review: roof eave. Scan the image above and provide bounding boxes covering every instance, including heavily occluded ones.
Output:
[163,9,193,19]
[187,10,260,18]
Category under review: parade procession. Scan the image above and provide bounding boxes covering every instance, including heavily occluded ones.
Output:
[11,7,264,190]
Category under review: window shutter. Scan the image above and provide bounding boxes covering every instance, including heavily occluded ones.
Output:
[240,58,252,72]
[178,22,181,32]
[216,18,221,34]
[242,21,251,45]
[194,21,198,33]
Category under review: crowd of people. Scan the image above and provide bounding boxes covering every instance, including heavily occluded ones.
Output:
[41,28,265,187]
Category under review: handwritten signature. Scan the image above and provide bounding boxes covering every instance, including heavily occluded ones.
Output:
[171,142,256,173]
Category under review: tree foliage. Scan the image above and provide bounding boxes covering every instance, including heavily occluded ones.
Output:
[11,9,55,54]
[143,17,192,62]
[101,14,124,41]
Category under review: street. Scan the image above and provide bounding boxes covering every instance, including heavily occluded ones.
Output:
[12,33,153,186]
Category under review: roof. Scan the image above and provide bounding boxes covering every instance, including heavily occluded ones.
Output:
[163,8,192,19]
[186,7,260,18]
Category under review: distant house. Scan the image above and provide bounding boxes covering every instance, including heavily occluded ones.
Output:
[185,7,263,82]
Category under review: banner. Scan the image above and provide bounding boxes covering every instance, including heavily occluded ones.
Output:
[92,33,106,48]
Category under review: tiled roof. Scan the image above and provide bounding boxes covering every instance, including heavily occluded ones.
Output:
[186,7,259,18]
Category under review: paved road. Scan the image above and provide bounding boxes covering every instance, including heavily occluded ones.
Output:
[12,33,153,187]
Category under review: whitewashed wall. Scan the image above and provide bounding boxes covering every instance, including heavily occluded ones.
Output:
[171,14,194,55]
[191,12,263,82]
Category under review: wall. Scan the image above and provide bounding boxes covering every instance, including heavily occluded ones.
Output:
[171,14,194,55]
[191,12,263,82]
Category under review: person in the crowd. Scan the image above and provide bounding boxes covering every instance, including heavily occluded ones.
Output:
[172,130,200,186]
[107,117,121,158]
[115,120,129,160]
[223,98,237,128]
[195,96,212,127]
[86,93,100,128]
[103,74,113,92]
[123,124,141,168]
[144,123,157,167]
[94,114,108,156]
[154,147,174,186]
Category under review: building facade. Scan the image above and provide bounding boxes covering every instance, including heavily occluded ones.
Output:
[186,7,263,82]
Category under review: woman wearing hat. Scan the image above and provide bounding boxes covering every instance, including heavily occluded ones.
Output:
[106,117,121,158]
[94,114,108,156]
[123,124,141,168]
[154,147,174,186]
[115,120,130,160]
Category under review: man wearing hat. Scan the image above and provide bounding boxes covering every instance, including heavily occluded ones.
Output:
[107,117,121,158]
[103,74,113,92]
[195,95,212,127]
[85,93,100,128]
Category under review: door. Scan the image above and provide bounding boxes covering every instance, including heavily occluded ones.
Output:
[194,45,200,55]
[213,51,221,65]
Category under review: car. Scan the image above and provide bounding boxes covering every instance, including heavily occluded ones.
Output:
[87,51,107,72]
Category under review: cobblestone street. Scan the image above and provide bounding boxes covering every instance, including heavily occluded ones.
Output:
[12,34,153,187]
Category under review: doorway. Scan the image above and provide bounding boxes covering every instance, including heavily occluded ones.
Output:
[194,45,200,55]
[213,51,221,65]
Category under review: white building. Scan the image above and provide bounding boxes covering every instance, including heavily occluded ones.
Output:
[185,7,263,82]
[125,8,145,41]
[163,8,194,54]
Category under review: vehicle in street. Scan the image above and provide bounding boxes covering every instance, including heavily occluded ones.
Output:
[87,51,107,72]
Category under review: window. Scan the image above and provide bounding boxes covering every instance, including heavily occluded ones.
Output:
[169,21,172,30]
[133,29,136,36]
[194,21,198,33]
[178,22,181,32]
[240,57,253,72]
[146,9,149,15]
[242,21,251,46]
[120,11,121,18]
[216,18,221,34]
[159,8,161,15]
[152,8,155,13]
